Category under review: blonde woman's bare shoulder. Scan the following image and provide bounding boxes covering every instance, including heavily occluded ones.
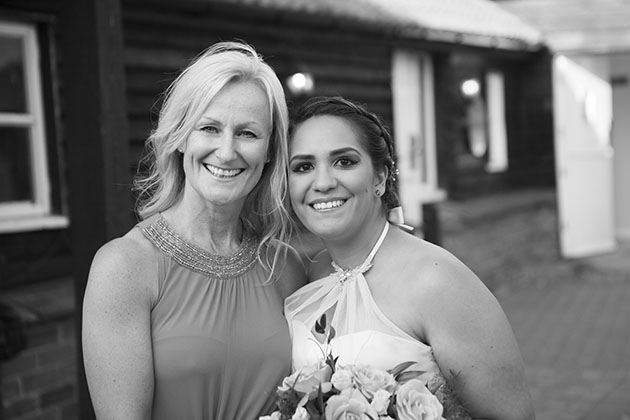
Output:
[86,227,159,304]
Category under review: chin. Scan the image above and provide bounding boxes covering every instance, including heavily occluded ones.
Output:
[303,223,346,242]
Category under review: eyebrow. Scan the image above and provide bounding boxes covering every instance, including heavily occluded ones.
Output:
[290,147,360,163]
[197,116,266,129]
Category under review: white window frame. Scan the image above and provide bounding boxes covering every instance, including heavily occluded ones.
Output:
[485,70,509,173]
[0,20,68,233]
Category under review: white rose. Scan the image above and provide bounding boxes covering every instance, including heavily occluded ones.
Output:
[292,406,311,420]
[351,364,397,399]
[396,379,445,420]
[371,389,392,415]
[331,369,353,391]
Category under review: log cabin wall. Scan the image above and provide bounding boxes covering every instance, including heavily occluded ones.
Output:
[122,0,396,202]
[0,1,72,290]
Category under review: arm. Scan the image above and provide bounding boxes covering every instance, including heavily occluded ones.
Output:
[417,252,535,420]
[82,235,157,419]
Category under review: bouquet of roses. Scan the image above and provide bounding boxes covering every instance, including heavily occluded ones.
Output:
[261,315,469,420]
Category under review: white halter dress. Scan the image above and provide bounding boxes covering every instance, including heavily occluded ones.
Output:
[285,222,441,381]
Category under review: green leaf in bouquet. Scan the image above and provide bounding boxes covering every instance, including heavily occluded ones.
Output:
[387,395,398,419]
[395,370,425,383]
[328,325,336,342]
[388,361,417,377]
[325,354,339,372]
[315,314,327,334]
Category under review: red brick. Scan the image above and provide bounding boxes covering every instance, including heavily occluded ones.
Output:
[26,324,60,348]
[60,400,79,420]
[40,383,75,408]
[22,369,63,393]
[1,375,21,402]
[58,319,77,342]
[20,407,60,420]
[1,352,37,376]
[3,395,38,418]
[35,343,75,366]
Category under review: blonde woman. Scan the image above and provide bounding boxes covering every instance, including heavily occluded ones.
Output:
[82,41,306,420]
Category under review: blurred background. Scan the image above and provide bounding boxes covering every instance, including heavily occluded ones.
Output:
[0,0,629,419]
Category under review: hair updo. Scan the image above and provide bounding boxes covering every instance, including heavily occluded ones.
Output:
[290,96,400,211]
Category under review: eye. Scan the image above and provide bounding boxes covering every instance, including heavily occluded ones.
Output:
[237,129,259,139]
[291,161,313,173]
[200,125,219,134]
[334,156,358,168]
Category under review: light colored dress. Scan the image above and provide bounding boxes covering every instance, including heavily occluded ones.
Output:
[139,214,291,420]
[285,222,469,419]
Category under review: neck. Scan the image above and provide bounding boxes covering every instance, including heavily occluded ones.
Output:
[163,198,245,255]
[325,218,388,270]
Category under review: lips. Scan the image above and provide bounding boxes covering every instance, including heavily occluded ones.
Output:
[203,163,244,178]
[310,199,347,211]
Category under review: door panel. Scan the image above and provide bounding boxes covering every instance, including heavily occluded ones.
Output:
[553,55,616,257]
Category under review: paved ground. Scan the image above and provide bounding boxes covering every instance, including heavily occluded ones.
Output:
[500,266,630,420]
[440,189,630,420]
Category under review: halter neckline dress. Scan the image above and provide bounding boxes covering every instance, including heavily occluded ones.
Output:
[285,221,444,382]
[139,214,291,420]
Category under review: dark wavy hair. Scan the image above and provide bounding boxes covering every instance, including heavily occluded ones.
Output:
[290,96,400,212]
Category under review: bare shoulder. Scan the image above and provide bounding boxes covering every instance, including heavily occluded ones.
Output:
[85,227,159,307]
[385,229,498,313]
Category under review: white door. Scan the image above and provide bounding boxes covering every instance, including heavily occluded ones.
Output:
[611,55,630,240]
[553,55,616,258]
[391,50,445,231]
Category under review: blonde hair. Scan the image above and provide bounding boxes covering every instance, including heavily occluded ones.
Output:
[134,41,294,275]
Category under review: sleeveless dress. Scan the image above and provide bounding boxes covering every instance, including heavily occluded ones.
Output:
[139,214,291,420]
[285,223,468,419]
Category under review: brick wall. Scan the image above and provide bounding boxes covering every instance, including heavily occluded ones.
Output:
[1,316,78,420]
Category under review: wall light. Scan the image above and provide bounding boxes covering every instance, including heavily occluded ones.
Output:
[286,72,315,96]
[461,78,480,98]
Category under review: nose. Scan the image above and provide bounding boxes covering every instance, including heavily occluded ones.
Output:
[313,165,337,192]
[214,133,237,162]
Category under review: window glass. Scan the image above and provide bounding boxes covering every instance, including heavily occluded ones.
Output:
[0,127,32,202]
[0,36,26,113]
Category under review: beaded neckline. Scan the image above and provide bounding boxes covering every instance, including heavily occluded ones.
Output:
[331,222,389,284]
[142,215,259,279]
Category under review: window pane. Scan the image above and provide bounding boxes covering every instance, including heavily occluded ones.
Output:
[0,36,27,113]
[0,127,32,202]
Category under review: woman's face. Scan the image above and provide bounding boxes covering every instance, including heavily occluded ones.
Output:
[181,80,271,208]
[289,115,385,242]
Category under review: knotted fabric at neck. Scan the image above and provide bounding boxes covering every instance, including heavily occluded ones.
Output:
[331,222,389,284]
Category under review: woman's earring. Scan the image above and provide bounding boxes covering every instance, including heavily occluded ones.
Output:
[375,189,383,197]
[178,148,184,154]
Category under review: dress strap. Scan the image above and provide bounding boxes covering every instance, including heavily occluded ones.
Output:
[331,222,389,281]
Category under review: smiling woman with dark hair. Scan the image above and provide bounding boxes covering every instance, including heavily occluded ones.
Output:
[82,41,306,420]
[285,96,535,420]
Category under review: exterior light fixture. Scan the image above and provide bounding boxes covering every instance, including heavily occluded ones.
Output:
[461,78,480,97]
[286,72,314,96]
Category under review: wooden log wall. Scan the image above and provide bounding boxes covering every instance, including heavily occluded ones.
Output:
[122,0,395,186]
[0,0,73,289]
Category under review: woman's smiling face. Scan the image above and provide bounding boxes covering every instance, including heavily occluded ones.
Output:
[181,80,271,209]
[289,115,386,242]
